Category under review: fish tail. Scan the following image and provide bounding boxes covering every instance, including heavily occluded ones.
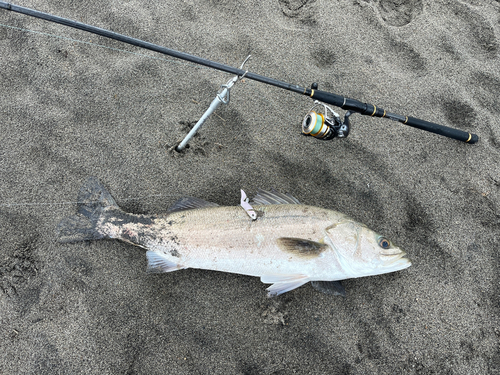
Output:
[57,177,119,243]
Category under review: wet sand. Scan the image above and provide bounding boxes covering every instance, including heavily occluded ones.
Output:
[0,0,499,373]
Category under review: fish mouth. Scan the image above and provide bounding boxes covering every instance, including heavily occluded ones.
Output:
[381,251,411,269]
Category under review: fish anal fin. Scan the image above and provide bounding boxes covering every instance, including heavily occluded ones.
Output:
[167,197,219,213]
[146,251,186,273]
[260,274,310,297]
[251,189,301,205]
[311,280,346,297]
[277,237,328,258]
[266,280,310,297]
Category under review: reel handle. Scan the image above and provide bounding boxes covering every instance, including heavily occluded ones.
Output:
[306,88,478,144]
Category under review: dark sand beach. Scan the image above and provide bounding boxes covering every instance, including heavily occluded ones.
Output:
[1,0,499,373]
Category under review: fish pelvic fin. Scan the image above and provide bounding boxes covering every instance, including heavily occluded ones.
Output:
[57,177,119,243]
[311,281,346,297]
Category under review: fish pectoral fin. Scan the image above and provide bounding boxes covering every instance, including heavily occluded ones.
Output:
[146,251,186,273]
[277,237,328,258]
[167,197,219,213]
[311,280,346,297]
[261,274,310,297]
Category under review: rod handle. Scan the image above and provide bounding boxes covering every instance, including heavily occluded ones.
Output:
[404,116,478,144]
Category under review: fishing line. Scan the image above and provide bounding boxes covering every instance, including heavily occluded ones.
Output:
[0,21,285,112]
[0,21,293,140]
[0,194,177,208]
[0,22,211,70]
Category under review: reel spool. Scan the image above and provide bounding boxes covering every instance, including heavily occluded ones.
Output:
[302,111,332,139]
[302,100,352,140]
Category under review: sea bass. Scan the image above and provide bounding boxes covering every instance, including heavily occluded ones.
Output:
[57,177,411,297]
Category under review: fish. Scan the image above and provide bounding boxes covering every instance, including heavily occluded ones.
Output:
[57,177,411,297]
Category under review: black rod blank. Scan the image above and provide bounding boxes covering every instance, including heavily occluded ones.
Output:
[0,2,478,144]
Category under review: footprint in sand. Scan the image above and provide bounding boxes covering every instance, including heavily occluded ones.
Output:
[277,0,310,15]
[0,243,39,298]
[439,2,498,60]
[376,0,423,27]
[374,0,497,59]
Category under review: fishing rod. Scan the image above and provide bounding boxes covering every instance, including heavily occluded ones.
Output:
[0,2,478,144]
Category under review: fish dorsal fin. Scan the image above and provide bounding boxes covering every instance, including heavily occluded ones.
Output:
[167,197,219,213]
[277,237,328,258]
[311,281,346,297]
[251,189,301,205]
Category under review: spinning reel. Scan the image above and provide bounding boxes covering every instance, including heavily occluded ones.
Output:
[302,84,353,140]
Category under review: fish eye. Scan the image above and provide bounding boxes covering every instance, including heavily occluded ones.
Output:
[378,237,390,249]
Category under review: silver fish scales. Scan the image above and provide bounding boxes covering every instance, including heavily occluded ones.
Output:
[58,177,410,296]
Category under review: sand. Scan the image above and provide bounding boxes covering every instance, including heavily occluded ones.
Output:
[0,0,499,373]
